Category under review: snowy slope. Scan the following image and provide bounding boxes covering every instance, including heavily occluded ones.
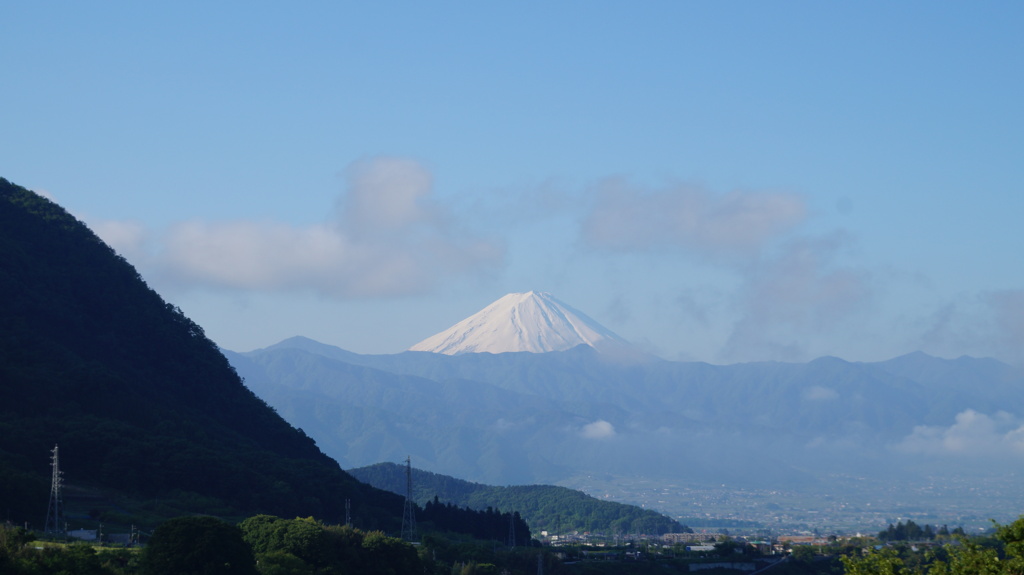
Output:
[408,291,632,355]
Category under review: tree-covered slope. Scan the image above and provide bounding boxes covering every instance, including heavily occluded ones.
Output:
[349,462,689,535]
[0,178,401,529]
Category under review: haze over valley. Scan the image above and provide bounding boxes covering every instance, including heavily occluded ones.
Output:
[226,292,1024,534]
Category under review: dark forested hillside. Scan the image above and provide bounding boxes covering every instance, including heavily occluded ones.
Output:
[350,462,689,535]
[0,178,401,529]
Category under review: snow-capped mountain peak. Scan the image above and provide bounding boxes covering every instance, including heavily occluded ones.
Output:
[408,291,632,355]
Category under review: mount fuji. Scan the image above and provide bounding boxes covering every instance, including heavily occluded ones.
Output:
[408,291,634,355]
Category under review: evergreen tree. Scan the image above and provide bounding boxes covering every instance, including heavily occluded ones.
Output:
[140,516,258,575]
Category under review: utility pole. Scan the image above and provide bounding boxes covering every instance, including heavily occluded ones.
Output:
[45,444,64,535]
[400,456,417,542]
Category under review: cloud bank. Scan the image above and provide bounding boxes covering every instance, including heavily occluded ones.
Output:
[894,409,1024,457]
[573,178,875,362]
[95,157,504,298]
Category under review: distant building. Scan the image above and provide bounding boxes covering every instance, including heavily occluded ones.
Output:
[686,545,717,552]
[778,535,827,546]
[68,529,97,541]
[663,532,723,543]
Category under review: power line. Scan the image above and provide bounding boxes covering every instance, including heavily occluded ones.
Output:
[44,444,64,535]
[401,456,417,542]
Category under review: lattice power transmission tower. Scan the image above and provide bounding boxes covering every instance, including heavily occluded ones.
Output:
[400,456,417,542]
[45,444,65,535]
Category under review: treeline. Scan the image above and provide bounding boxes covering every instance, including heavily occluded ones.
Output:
[1,524,135,575]
[422,497,533,546]
[240,515,418,574]
[1,514,550,575]
[877,519,966,541]
[351,463,688,535]
[844,516,1024,575]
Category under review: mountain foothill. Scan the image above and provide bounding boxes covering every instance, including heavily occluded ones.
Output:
[0,178,400,530]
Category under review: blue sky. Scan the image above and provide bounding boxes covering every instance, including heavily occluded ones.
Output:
[3,2,1022,364]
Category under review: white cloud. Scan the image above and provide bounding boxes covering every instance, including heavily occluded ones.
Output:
[580,178,806,256]
[341,157,437,236]
[90,219,149,262]
[894,409,1024,457]
[580,420,616,439]
[94,157,504,298]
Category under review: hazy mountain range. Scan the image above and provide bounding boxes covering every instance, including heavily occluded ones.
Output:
[225,294,1024,517]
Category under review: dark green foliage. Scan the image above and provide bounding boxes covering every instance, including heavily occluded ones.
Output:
[139,516,257,575]
[421,497,532,545]
[361,530,421,575]
[2,521,141,575]
[843,515,1024,574]
[877,520,957,542]
[0,178,402,528]
[96,547,141,575]
[0,524,34,574]
[238,515,421,575]
[239,515,332,570]
[351,462,688,535]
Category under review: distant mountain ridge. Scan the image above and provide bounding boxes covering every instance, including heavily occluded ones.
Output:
[349,462,689,535]
[228,335,1024,499]
[408,291,636,355]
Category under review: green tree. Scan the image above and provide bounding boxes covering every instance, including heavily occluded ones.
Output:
[846,516,1024,575]
[240,515,333,570]
[995,515,1024,573]
[253,551,314,575]
[790,545,816,563]
[362,530,421,575]
[323,524,367,572]
[0,524,33,572]
[140,516,258,575]
[840,547,912,575]
[926,539,1003,575]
